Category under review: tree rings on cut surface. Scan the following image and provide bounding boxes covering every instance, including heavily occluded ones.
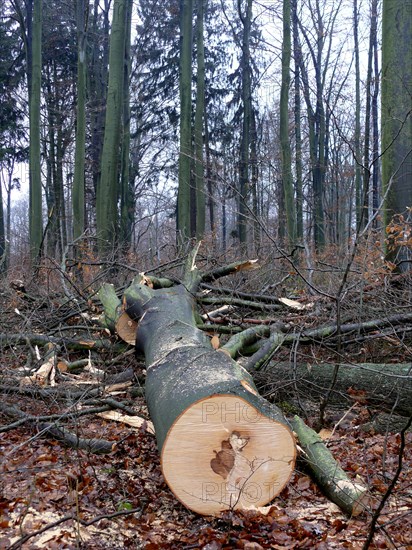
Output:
[115,312,137,345]
[161,394,296,515]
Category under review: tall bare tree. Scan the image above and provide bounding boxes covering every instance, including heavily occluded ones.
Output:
[237,0,253,249]
[382,0,412,269]
[96,0,128,255]
[194,0,206,239]
[177,0,193,244]
[72,0,88,242]
[280,0,297,246]
[29,0,43,261]
[119,0,134,248]
[292,0,303,242]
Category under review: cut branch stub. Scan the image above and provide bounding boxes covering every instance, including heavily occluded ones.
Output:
[124,282,296,515]
[97,283,121,332]
[115,311,137,345]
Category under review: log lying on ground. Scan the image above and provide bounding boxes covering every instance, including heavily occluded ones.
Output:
[97,283,122,331]
[290,416,369,516]
[124,274,296,515]
[0,402,115,453]
[243,315,412,371]
[257,362,412,416]
[97,253,385,516]
[0,333,119,350]
[360,411,412,434]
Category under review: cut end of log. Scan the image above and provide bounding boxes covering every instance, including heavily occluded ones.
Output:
[335,479,370,517]
[115,312,138,345]
[161,394,296,515]
[235,259,259,272]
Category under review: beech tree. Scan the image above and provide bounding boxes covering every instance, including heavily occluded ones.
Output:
[237,0,253,249]
[382,0,412,269]
[0,179,4,272]
[177,0,194,243]
[119,0,134,248]
[291,0,303,242]
[353,0,362,228]
[371,0,380,221]
[72,0,88,242]
[29,0,43,261]
[280,0,296,246]
[96,0,130,255]
[194,0,206,239]
[361,0,380,230]
[89,0,110,203]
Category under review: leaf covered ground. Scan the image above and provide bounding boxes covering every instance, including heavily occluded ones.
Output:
[1,400,411,549]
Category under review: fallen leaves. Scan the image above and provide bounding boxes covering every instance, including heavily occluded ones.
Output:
[2,414,411,549]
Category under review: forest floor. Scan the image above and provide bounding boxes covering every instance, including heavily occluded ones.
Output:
[1,396,411,549]
[1,255,412,549]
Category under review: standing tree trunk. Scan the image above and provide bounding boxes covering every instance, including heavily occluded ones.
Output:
[205,109,215,238]
[353,0,362,229]
[89,0,110,212]
[361,0,377,232]
[73,0,88,242]
[96,0,127,256]
[382,0,412,269]
[238,0,253,250]
[280,0,296,247]
[29,0,43,262]
[54,69,67,256]
[194,0,205,239]
[119,0,134,249]
[312,1,326,249]
[177,0,193,244]
[44,70,56,257]
[371,0,380,221]
[0,176,5,273]
[292,0,303,243]
[250,109,260,249]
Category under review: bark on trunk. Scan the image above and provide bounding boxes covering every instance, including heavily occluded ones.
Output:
[124,281,296,515]
[290,416,368,516]
[259,362,412,416]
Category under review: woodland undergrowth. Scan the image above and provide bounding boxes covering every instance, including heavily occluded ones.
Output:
[0,241,411,549]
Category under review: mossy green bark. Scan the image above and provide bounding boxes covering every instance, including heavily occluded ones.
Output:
[96,0,128,255]
[124,282,291,452]
[280,0,297,245]
[290,416,368,516]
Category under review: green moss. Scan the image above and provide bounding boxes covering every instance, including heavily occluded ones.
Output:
[277,400,300,415]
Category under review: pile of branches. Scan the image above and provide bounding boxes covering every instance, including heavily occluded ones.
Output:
[1,251,411,532]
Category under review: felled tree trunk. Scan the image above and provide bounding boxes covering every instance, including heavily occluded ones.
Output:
[124,280,296,515]
[259,362,412,416]
[290,416,368,516]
